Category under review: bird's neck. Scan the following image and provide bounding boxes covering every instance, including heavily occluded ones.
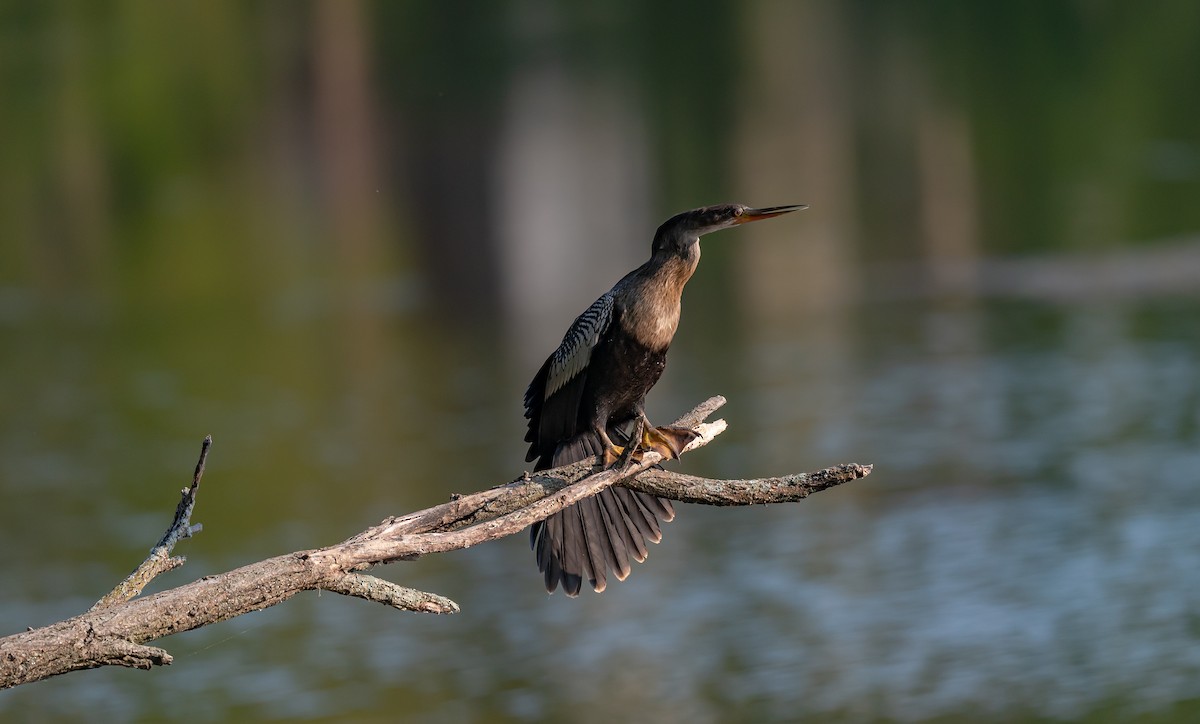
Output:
[650,243,701,295]
[622,245,701,351]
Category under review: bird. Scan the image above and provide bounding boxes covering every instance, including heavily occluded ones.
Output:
[523,202,806,596]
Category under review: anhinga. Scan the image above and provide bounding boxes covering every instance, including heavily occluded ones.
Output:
[523,202,806,596]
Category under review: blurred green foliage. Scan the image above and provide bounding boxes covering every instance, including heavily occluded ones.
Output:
[3,1,1198,303]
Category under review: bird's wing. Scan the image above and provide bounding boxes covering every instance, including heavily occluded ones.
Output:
[523,291,615,465]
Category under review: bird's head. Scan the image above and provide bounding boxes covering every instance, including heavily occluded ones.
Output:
[651,203,807,256]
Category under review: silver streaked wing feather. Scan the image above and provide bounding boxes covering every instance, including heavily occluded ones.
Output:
[545,292,614,399]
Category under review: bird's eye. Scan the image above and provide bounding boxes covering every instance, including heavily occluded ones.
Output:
[733,207,744,217]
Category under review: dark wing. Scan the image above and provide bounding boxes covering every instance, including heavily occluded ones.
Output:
[523,291,615,466]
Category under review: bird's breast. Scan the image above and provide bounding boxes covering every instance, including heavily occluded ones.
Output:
[622,296,680,351]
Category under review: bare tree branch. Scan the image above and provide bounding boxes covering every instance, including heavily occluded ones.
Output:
[92,436,211,611]
[0,396,872,690]
[627,463,873,505]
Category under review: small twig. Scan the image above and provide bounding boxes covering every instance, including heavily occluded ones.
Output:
[100,639,175,670]
[91,436,212,610]
[321,573,459,614]
[673,394,726,428]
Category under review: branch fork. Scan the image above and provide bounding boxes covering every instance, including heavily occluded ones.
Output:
[0,396,872,690]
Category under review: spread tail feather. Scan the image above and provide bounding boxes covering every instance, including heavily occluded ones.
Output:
[529,430,674,595]
[531,487,674,595]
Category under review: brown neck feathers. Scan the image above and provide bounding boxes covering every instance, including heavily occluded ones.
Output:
[621,246,700,351]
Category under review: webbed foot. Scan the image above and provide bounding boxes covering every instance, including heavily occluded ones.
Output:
[642,425,700,461]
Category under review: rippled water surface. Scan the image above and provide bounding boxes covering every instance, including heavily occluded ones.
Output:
[3,293,1198,723]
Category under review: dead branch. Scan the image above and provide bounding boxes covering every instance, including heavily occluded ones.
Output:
[0,396,872,690]
[92,435,210,611]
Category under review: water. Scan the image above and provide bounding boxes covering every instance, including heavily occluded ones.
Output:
[3,290,1199,722]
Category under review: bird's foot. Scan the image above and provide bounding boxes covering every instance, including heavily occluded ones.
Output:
[601,423,697,469]
[602,443,642,474]
[602,444,626,467]
[642,425,700,461]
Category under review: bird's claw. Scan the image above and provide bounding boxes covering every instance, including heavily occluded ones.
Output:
[602,421,697,471]
[642,425,700,460]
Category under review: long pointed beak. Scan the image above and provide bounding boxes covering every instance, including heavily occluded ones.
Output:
[736,204,808,224]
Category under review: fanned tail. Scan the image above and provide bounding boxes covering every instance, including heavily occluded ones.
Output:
[529,430,675,596]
